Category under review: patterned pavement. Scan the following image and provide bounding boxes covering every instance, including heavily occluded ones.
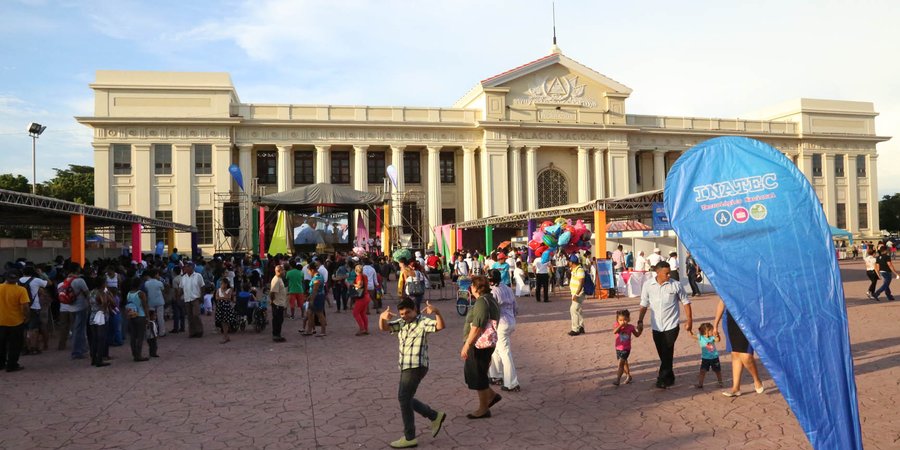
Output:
[1,260,898,449]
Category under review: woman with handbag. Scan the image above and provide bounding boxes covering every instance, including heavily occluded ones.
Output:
[686,252,702,297]
[459,275,502,419]
[351,264,371,336]
[214,278,237,344]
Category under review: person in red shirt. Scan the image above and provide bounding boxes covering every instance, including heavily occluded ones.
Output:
[426,251,445,288]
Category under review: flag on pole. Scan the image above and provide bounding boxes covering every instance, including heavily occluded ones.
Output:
[267,210,290,256]
[664,136,861,450]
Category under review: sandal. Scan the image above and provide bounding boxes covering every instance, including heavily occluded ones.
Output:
[488,394,502,408]
[722,391,742,397]
[624,375,633,384]
[466,411,491,419]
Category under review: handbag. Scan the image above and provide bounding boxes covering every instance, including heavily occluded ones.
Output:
[695,273,703,283]
[475,319,498,349]
[349,287,365,299]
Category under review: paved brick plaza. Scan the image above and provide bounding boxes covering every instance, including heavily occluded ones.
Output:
[1,261,898,449]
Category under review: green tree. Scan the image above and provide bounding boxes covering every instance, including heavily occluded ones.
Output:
[0,173,32,193]
[42,165,94,205]
[880,193,900,233]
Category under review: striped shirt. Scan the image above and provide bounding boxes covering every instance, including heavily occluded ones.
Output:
[389,316,437,371]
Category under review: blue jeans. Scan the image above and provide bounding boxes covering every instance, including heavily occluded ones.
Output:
[398,367,437,440]
[873,271,894,300]
[70,309,88,358]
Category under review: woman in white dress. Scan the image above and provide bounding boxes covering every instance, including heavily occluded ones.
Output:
[513,261,529,297]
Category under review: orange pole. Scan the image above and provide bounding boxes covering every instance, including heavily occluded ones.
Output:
[594,210,607,298]
[70,214,85,267]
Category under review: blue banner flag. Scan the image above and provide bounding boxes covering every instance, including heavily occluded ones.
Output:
[595,259,615,289]
[664,136,860,449]
[228,164,245,191]
[651,202,672,230]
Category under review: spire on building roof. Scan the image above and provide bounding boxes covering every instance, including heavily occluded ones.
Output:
[550,1,562,54]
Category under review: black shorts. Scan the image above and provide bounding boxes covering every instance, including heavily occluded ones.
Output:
[27,309,42,330]
[727,314,751,353]
[700,357,721,372]
[464,346,495,390]
[616,350,631,361]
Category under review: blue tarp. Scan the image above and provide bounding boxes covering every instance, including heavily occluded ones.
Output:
[664,136,861,449]
[830,226,854,244]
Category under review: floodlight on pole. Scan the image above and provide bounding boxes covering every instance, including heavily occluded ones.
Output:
[27,122,46,194]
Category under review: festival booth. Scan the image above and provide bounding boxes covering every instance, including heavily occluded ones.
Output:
[453,190,665,299]
[255,184,388,257]
[830,226,854,259]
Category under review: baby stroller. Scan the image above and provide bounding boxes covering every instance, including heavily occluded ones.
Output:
[253,295,268,333]
[235,291,253,332]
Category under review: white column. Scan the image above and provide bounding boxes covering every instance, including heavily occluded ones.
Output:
[390,145,405,224]
[627,149,638,194]
[277,144,292,192]
[315,145,330,184]
[846,154,859,235]
[525,146,537,210]
[577,146,591,202]
[509,146,522,212]
[799,152,814,183]
[426,146,442,245]
[653,150,666,189]
[867,154,880,233]
[593,148,606,199]
[480,146,510,215]
[237,144,253,192]
[132,143,152,250]
[173,144,193,252]
[462,146,478,220]
[607,145,630,197]
[822,153,837,224]
[93,143,110,209]
[353,145,368,191]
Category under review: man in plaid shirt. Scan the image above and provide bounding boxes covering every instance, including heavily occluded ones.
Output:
[379,298,446,448]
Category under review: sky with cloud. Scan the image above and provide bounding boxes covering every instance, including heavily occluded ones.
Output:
[1,0,898,197]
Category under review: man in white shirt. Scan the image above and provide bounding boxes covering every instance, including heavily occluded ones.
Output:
[648,248,663,269]
[180,262,206,338]
[362,259,380,309]
[532,256,551,302]
[635,251,649,272]
[637,261,692,389]
[20,266,48,352]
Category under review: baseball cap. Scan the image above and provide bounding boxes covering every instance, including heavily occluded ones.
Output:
[569,254,580,263]
[653,248,661,253]
[497,253,508,261]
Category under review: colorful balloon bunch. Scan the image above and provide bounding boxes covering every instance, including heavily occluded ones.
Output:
[528,218,593,263]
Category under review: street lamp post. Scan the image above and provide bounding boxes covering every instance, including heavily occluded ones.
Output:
[28,122,46,194]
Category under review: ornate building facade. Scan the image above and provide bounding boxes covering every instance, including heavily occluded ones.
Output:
[77,48,889,254]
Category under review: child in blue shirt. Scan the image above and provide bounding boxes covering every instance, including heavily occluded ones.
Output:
[695,322,723,389]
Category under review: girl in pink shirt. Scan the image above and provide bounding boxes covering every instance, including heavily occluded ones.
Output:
[612,309,642,386]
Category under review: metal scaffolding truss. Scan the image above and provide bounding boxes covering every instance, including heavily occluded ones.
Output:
[0,189,197,232]
[455,189,664,230]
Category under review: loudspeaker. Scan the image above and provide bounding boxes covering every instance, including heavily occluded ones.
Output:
[223,202,241,237]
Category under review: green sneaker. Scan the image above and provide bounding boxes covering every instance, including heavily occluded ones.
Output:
[431,411,446,438]
[389,437,418,448]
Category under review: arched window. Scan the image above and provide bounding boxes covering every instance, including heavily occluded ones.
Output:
[537,167,569,208]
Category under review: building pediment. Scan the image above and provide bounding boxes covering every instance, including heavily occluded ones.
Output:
[454,50,632,123]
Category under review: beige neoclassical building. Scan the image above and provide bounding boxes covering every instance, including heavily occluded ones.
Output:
[77,47,889,254]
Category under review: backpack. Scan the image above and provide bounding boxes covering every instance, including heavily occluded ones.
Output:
[18,276,36,305]
[582,267,596,296]
[58,276,78,305]
[406,271,425,296]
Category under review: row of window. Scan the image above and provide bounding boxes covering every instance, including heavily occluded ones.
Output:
[256,150,456,185]
[111,143,458,185]
[811,154,868,178]
[835,203,869,230]
[113,144,213,176]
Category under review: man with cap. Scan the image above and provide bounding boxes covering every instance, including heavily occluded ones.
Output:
[491,253,512,287]
[648,248,663,269]
[567,254,587,336]
[0,269,29,372]
[180,262,206,338]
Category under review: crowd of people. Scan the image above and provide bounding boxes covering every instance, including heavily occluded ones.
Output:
[1,237,892,447]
